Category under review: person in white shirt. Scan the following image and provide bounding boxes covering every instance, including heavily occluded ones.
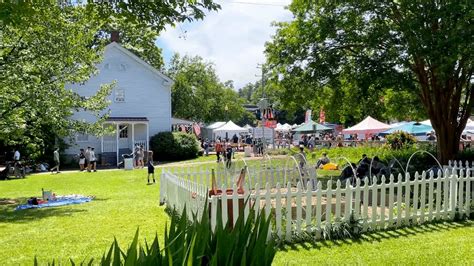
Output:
[13,149,20,162]
[89,147,97,172]
[50,148,60,174]
[84,147,91,171]
[12,148,22,178]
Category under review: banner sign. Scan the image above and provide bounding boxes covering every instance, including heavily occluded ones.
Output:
[305,109,312,123]
[265,120,277,128]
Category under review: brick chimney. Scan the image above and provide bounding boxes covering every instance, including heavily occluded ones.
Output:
[110,31,120,43]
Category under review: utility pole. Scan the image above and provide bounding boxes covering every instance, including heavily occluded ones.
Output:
[256,64,270,151]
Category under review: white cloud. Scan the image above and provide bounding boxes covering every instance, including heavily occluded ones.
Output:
[157,0,293,89]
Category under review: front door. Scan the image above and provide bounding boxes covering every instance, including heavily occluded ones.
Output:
[118,124,130,149]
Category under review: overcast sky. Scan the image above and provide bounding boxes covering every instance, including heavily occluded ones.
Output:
[156,0,293,89]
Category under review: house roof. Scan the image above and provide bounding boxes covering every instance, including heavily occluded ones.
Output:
[106,117,148,122]
[105,42,174,85]
[172,117,195,125]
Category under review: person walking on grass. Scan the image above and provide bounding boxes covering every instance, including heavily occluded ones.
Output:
[78,148,86,171]
[138,145,145,168]
[84,146,91,170]
[50,148,60,174]
[225,143,233,169]
[215,140,223,163]
[147,160,155,184]
[89,147,97,172]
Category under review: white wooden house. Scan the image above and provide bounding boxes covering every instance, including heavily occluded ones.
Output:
[65,42,173,165]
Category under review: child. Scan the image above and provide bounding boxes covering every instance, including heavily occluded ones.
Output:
[147,160,155,184]
[225,144,233,169]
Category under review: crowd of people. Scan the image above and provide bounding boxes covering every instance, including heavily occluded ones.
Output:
[76,147,97,173]
[199,134,268,167]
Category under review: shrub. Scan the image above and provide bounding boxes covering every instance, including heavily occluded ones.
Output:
[385,131,417,150]
[43,205,277,265]
[150,132,200,161]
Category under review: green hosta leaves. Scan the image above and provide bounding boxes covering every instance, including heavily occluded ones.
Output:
[59,203,276,265]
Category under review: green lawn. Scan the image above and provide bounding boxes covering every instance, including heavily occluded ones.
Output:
[0,169,168,265]
[0,163,473,265]
[274,221,474,265]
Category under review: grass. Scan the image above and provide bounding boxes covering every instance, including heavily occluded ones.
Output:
[0,156,473,265]
[273,221,474,265]
[0,169,168,265]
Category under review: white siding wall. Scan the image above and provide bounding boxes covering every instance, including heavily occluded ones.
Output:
[65,43,172,155]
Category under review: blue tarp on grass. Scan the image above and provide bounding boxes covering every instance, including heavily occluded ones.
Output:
[15,196,93,211]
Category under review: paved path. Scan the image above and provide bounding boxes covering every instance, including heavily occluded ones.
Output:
[24,155,290,175]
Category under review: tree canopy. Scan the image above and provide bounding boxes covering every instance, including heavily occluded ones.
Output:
[266,0,473,162]
[0,1,219,159]
[166,54,251,124]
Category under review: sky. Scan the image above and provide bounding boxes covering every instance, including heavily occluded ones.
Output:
[156,0,293,89]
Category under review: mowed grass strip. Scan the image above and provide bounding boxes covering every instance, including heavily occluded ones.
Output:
[274,220,474,265]
[0,169,168,265]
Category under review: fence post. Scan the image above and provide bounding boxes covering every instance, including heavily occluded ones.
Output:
[396,173,403,227]
[466,168,472,218]
[326,180,333,225]
[315,181,322,239]
[362,177,369,232]
[449,173,458,219]
[428,171,434,221]
[443,169,450,220]
[344,181,352,223]
[354,178,361,221]
[275,183,282,238]
[379,176,386,228]
[435,169,442,220]
[296,182,302,234]
[335,180,341,221]
[285,182,292,242]
[306,181,312,233]
[458,170,465,216]
[160,170,166,205]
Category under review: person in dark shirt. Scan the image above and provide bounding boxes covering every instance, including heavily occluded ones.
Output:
[232,134,239,144]
[147,160,155,184]
[225,144,233,168]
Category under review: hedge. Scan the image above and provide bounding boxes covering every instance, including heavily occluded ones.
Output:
[150,132,200,161]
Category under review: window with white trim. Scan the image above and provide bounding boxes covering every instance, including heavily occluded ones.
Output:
[119,125,128,138]
[76,133,89,142]
[115,89,125,102]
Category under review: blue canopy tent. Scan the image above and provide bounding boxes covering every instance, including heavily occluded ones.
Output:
[380,122,433,136]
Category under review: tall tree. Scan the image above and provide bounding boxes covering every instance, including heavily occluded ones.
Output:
[266,1,473,163]
[0,1,220,158]
[166,54,247,123]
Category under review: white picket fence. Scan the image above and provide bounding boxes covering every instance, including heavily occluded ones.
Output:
[160,164,474,240]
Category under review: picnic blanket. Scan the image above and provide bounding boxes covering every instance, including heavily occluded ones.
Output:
[15,195,94,211]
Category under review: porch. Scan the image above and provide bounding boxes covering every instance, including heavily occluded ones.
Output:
[101,117,149,165]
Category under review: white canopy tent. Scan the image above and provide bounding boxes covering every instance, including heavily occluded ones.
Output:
[203,121,226,139]
[207,121,226,129]
[463,120,474,136]
[213,121,249,139]
[275,123,292,132]
[342,116,390,135]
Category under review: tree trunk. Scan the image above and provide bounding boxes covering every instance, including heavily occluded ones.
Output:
[434,121,460,165]
[413,57,472,166]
